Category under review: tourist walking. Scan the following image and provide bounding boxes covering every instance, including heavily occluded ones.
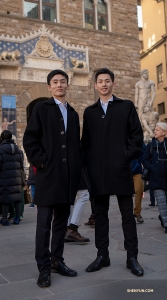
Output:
[0,130,24,226]
[27,164,36,208]
[131,142,146,223]
[142,122,167,233]
[65,167,90,243]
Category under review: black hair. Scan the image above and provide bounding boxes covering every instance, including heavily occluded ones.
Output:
[1,130,12,140]
[47,69,69,85]
[95,68,114,83]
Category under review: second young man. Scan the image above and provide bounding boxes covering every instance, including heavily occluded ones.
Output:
[81,68,144,277]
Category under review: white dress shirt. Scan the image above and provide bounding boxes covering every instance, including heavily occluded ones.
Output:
[54,98,67,131]
[100,96,113,114]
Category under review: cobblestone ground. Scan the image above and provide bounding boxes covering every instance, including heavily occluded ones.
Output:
[0,191,167,300]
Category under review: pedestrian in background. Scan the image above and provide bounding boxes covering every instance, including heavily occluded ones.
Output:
[65,167,90,243]
[142,122,167,233]
[131,142,146,223]
[0,130,24,226]
[27,164,36,208]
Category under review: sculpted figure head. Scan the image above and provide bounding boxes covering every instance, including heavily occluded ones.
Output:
[140,69,149,80]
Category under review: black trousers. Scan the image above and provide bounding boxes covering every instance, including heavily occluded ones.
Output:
[2,202,20,221]
[149,189,155,205]
[94,195,138,259]
[35,204,70,272]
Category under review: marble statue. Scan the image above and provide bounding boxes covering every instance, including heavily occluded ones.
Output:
[141,104,159,142]
[135,69,158,142]
[135,69,156,121]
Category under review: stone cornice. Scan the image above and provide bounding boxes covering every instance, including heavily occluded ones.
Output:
[140,35,167,59]
[0,13,139,42]
[0,24,88,52]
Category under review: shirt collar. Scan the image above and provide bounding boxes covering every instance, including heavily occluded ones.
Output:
[100,96,113,105]
[54,98,67,107]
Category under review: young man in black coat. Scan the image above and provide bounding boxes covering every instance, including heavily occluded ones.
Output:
[81,68,144,276]
[23,70,82,288]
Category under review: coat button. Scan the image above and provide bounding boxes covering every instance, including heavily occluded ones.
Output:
[60,118,63,121]
[62,145,66,148]
[61,131,64,135]
[102,115,105,118]
[62,158,66,162]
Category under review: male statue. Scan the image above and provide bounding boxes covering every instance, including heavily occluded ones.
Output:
[141,104,159,141]
[135,69,156,121]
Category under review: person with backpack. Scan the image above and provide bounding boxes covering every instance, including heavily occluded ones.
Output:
[142,122,167,233]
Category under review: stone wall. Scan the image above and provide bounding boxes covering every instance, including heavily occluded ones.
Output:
[0,0,140,147]
[0,0,23,15]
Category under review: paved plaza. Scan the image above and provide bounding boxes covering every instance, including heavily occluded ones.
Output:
[0,191,167,300]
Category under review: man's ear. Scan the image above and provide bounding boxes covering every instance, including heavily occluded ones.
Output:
[94,83,97,90]
[47,85,51,92]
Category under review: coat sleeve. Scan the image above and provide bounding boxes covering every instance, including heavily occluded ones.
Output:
[0,154,3,171]
[23,103,47,169]
[81,109,90,159]
[127,101,143,160]
[142,143,152,170]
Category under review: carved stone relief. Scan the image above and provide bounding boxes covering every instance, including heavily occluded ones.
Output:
[0,24,90,86]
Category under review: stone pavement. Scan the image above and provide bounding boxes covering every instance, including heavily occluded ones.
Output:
[0,191,167,300]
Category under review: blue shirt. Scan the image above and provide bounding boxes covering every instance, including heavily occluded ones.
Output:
[54,98,67,131]
[100,96,113,114]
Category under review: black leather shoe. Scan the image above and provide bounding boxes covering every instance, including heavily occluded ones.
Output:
[51,260,77,277]
[158,215,165,228]
[127,258,144,276]
[37,267,51,288]
[86,256,110,272]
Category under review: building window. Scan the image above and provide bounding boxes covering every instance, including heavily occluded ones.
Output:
[97,0,108,31]
[24,0,56,22]
[84,0,109,31]
[158,102,165,115]
[84,0,95,29]
[157,64,164,84]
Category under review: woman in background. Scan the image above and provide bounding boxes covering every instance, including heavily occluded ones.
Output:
[0,130,24,225]
[142,122,167,233]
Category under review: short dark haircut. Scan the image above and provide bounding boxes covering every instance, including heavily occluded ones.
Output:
[47,69,69,85]
[95,68,114,83]
[1,130,12,140]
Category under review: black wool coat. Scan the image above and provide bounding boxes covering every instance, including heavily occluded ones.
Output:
[27,164,36,186]
[23,97,82,206]
[81,96,143,197]
[0,140,23,204]
[142,138,167,190]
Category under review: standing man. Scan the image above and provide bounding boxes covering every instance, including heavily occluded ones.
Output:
[81,68,144,276]
[23,70,82,288]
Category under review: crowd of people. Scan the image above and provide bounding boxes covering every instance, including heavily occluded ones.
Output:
[0,68,167,289]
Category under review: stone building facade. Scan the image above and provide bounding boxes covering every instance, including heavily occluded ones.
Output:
[0,0,140,149]
[140,0,167,122]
